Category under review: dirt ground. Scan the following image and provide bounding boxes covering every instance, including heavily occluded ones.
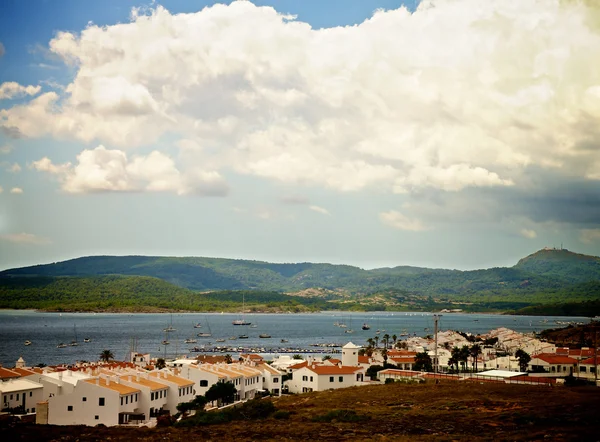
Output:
[3,381,600,441]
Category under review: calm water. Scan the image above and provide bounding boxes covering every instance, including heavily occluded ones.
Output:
[0,310,590,367]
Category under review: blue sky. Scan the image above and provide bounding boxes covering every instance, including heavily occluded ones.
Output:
[1,0,600,271]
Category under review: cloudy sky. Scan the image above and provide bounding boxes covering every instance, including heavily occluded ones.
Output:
[1,0,599,271]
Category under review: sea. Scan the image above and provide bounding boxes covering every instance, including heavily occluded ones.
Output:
[0,310,591,367]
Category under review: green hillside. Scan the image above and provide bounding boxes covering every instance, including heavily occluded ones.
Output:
[2,248,600,312]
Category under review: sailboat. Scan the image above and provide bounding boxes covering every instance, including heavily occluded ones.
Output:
[70,324,79,346]
[197,317,212,337]
[184,336,197,344]
[232,294,251,325]
[163,313,176,332]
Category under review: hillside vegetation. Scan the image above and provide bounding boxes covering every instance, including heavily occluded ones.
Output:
[1,248,599,313]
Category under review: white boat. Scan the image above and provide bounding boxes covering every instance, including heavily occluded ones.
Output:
[215,338,226,342]
[193,323,202,328]
[70,324,79,346]
[84,338,91,343]
[57,343,67,348]
[184,337,197,344]
[197,332,212,337]
[24,340,32,346]
[238,334,249,339]
[361,323,371,330]
[232,294,251,325]
[259,334,271,338]
[162,340,170,345]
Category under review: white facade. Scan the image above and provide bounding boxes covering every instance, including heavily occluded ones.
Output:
[342,342,360,366]
[0,378,44,413]
[47,377,141,426]
[286,365,365,394]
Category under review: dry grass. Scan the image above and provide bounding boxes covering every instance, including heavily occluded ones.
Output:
[3,381,600,441]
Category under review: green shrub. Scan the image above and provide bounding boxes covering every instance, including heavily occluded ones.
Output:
[312,409,370,423]
[273,410,290,420]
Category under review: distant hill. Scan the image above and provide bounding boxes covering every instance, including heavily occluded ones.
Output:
[514,248,600,283]
[1,248,600,311]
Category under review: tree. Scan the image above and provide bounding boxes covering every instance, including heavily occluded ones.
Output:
[323,355,332,361]
[470,344,482,372]
[155,358,166,370]
[366,364,385,380]
[382,334,391,349]
[225,354,233,364]
[515,349,531,372]
[176,395,207,414]
[413,352,433,372]
[459,346,470,372]
[449,347,461,373]
[374,336,379,348]
[100,350,114,363]
[292,354,303,360]
[205,381,237,405]
[392,334,397,348]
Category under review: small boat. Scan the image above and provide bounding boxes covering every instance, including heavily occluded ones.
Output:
[163,325,176,332]
[229,336,237,340]
[259,334,271,338]
[24,340,32,346]
[238,334,249,339]
[250,324,258,328]
[57,343,67,348]
[232,319,252,326]
[345,329,354,334]
[193,323,202,328]
[162,340,170,345]
[362,323,371,330]
[197,332,212,337]
[70,324,79,346]
[84,338,91,343]
[280,339,289,343]
[215,338,226,342]
[184,338,197,344]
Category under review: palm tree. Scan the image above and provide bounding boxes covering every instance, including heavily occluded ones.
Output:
[374,336,379,348]
[459,346,470,372]
[449,346,461,372]
[413,352,433,372]
[99,349,114,363]
[225,354,233,364]
[383,334,391,349]
[392,334,397,348]
[470,344,482,372]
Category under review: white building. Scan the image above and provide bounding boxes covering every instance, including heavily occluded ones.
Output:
[286,364,366,394]
[256,363,283,396]
[0,378,44,413]
[47,376,142,426]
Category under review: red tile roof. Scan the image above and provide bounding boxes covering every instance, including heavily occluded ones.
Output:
[0,367,21,379]
[533,354,578,365]
[288,361,309,370]
[580,356,600,365]
[358,356,370,364]
[378,369,420,377]
[390,356,415,364]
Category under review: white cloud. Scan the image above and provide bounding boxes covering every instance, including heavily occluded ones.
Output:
[379,210,427,231]
[10,187,23,194]
[7,163,21,173]
[0,81,41,100]
[580,228,600,244]
[520,228,537,239]
[31,145,229,196]
[309,205,330,215]
[2,1,600,194]
[0,232,51,245]
[0,144,11,154]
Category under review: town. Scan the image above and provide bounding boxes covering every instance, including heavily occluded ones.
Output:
[1,326,598,427]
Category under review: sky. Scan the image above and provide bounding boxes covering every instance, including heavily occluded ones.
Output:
[1,0,600,272]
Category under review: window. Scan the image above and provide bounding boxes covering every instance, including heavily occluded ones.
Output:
[29,392,32,397]
[200,380,208,387]
[95,416,99,420]
[151,392,155,401]
[99,398,105,406]
[273,377,279,383]
[121,397,123,406]
[125,396,128,404]
[10,395,13,400]
[135,394,138,401]
[16,394,19,401]
[302,376,308,381]
[82,397,87,402]
[32,408,35,413]
[309,376,313,382]
[67,406,73,411]
[329,377,334,382]
[3,395,6,403]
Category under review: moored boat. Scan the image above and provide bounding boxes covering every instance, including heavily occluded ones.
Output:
[24,340,32,346]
